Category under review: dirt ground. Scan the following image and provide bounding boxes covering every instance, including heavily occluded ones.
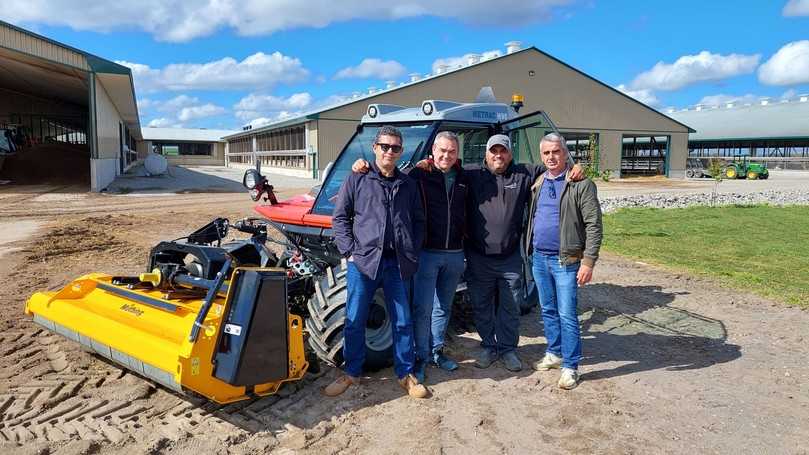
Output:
[0,184,807,454]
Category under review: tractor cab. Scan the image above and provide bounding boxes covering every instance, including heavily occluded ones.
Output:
[243,90,560,266]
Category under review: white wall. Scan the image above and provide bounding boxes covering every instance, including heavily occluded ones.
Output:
[90,158,118,191]
[92,78,125,191]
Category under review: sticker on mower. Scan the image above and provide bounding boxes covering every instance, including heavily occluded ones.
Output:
[224,324,242,336]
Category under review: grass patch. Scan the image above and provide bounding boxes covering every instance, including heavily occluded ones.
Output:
[603,205,809,308]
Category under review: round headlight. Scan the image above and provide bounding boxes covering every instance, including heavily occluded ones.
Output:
[368,105,378,118]
[422,102,433,115]
[243,169,259,190]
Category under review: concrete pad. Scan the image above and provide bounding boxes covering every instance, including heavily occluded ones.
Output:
[0,219,41,259]
[106,164,318,194]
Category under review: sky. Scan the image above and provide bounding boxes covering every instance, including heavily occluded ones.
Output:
[4,0,809,131]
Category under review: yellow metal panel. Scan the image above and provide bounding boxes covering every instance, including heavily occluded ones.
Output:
[25,268,308,404]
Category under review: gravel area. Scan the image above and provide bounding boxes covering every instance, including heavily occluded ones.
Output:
[600,189,809,213]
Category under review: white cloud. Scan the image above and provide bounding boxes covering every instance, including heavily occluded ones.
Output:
[783,0,809,16]
[696,93,759,106]
[758,40,809,86]
[432,50,502,73]
[234,92,313,121]
[334,58,407,80]
[5,0,572,42]
[697,90,800,107]
[244,111,301,129]
[615,84,659,106]
[178,103,227,121]
[142,95,227,127]
[629,51,760,91]
[117,52,309,93]
[158,94,201,111]
[147,117,181,128]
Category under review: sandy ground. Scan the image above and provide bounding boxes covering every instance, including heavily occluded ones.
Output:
[0,175,807,454]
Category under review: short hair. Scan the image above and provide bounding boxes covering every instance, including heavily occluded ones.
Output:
[434,131,459,148]
[374,125,403,144]
[540,132,569,153]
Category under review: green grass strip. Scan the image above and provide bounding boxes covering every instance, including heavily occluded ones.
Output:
[602,205,809,308]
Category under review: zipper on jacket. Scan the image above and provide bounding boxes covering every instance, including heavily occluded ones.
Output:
[445,177,455,249]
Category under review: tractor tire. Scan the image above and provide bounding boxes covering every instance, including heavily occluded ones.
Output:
[747,171,758,180]
[305,263,394,371]
[760,173,769,180]
[686,169,695,178]
[724,167,737,179]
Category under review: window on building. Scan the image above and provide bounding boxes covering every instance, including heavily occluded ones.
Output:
[153,142,213,156]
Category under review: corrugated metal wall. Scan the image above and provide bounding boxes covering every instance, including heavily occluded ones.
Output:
[0,23,89,70]
[317,49,690,175]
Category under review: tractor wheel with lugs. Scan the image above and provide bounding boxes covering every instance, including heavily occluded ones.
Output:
[724,166,737,179]
[747,170,758,180]
[306,263,394,371]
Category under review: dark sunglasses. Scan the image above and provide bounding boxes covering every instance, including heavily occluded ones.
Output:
[376,142,403,153]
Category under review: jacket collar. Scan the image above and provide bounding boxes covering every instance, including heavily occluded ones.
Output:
[369,160,401,180]
[531,167,573,191]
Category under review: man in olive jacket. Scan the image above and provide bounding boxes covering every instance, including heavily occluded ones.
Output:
[526,132,602,390]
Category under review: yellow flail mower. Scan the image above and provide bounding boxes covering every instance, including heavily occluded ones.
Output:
[25,218,308,404]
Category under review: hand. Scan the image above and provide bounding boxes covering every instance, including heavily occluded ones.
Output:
[576,264,593,286]
[352,159,370,173]
[415,158,434,171]
[569,163,585,181]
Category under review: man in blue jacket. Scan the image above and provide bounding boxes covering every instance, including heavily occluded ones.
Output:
[325,125,429,399]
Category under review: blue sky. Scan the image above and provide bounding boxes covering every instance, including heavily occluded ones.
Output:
[5,0,809,130]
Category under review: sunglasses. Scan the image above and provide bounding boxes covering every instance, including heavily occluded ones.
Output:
[376,142,403,153]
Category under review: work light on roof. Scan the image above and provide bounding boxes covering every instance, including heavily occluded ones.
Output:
[422,102,434,116]
[368,105,378,118]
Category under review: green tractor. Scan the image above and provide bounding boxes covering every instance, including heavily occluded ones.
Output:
[723,156,769,180]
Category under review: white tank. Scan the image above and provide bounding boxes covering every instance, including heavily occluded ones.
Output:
[144,153,168,175]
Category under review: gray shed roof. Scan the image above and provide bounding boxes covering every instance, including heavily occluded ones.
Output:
[141,127,236,142]
[668,99,809,141]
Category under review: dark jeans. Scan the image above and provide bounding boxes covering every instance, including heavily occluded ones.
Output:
[413,250,466,362]
[466,249,523,354]
[343,257,415,379]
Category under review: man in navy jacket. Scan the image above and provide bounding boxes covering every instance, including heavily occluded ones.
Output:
[325,125,428,399]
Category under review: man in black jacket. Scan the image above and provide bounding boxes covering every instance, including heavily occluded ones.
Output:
[465,135,583,372]
[408,131,467,382]
[325,125,428,399]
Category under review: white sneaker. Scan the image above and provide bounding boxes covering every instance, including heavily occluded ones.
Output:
[532,352,562,371]
[558,368,580,390]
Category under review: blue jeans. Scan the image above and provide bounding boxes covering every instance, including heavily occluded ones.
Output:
[531,252,582,369]
[466,249,523,354]
[413,250,466,362]
[344,257,415,379]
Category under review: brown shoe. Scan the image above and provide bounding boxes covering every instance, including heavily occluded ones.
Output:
[323,374,359,397]
[398,374,429,398]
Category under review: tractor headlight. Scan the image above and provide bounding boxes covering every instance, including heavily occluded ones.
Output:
[243,169,260,190]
